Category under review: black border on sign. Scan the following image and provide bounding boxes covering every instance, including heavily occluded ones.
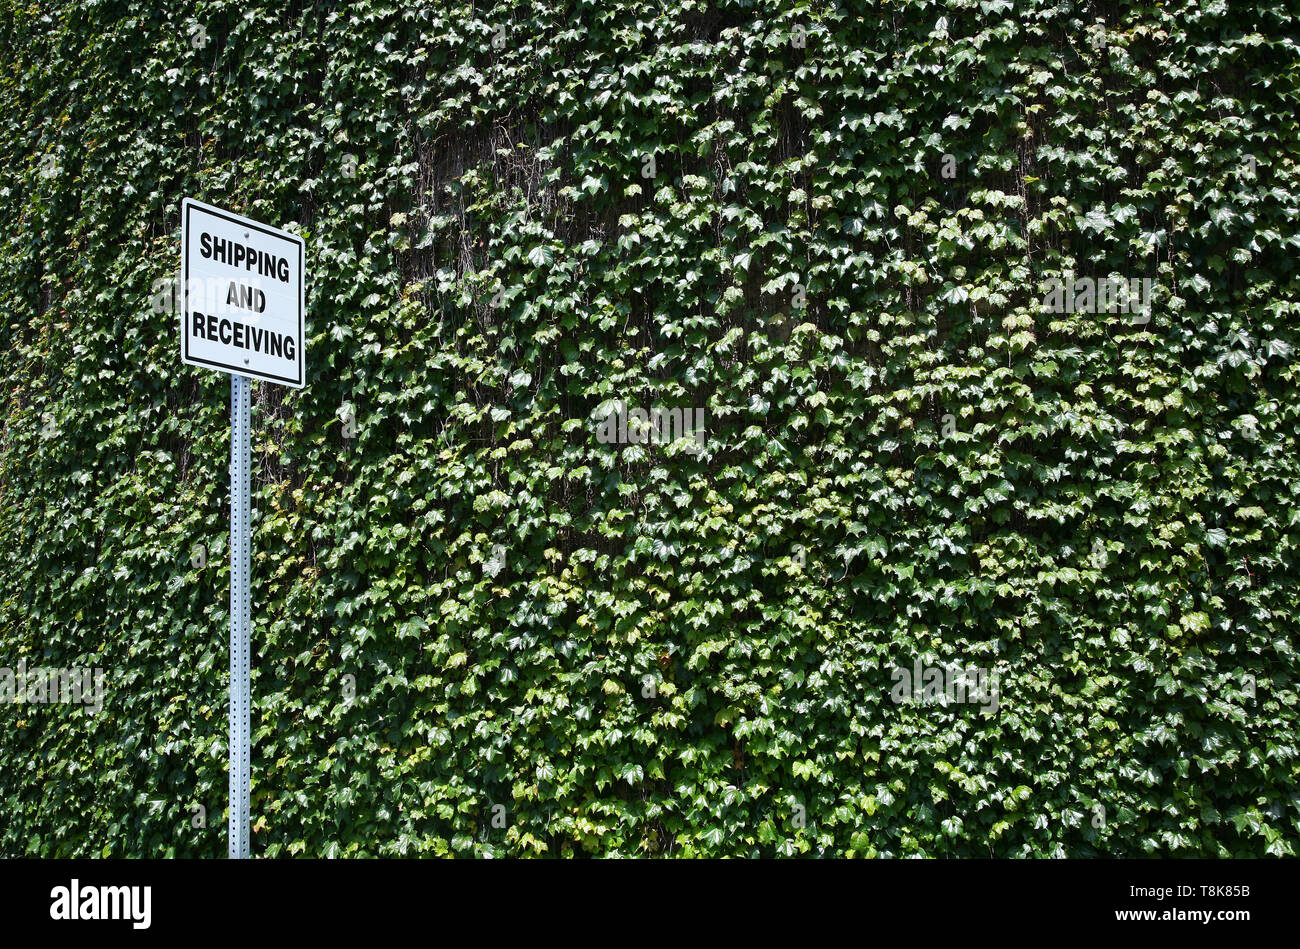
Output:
[181,199,306,388]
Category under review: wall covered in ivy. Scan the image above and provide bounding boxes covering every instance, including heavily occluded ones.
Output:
[1,0,1298,856]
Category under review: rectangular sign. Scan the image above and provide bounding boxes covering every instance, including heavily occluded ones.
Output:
[180,197,306,388]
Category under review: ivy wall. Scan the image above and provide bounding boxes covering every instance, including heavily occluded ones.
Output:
[1,0,1298,856]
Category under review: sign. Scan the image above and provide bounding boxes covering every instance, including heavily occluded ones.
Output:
[180,197,305,388]
[177,196,308,858]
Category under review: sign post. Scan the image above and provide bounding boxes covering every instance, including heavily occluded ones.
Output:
[229,372,251,859]
[180,197,305,859]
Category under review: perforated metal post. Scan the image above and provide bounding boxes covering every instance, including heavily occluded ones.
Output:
[229,373,251,859]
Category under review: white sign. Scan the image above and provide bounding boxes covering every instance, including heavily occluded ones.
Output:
[180,197,305,388]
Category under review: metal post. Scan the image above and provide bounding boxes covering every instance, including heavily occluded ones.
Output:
[229,374,251,859]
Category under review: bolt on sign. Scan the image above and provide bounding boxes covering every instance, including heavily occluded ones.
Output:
[180,197,305,388]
